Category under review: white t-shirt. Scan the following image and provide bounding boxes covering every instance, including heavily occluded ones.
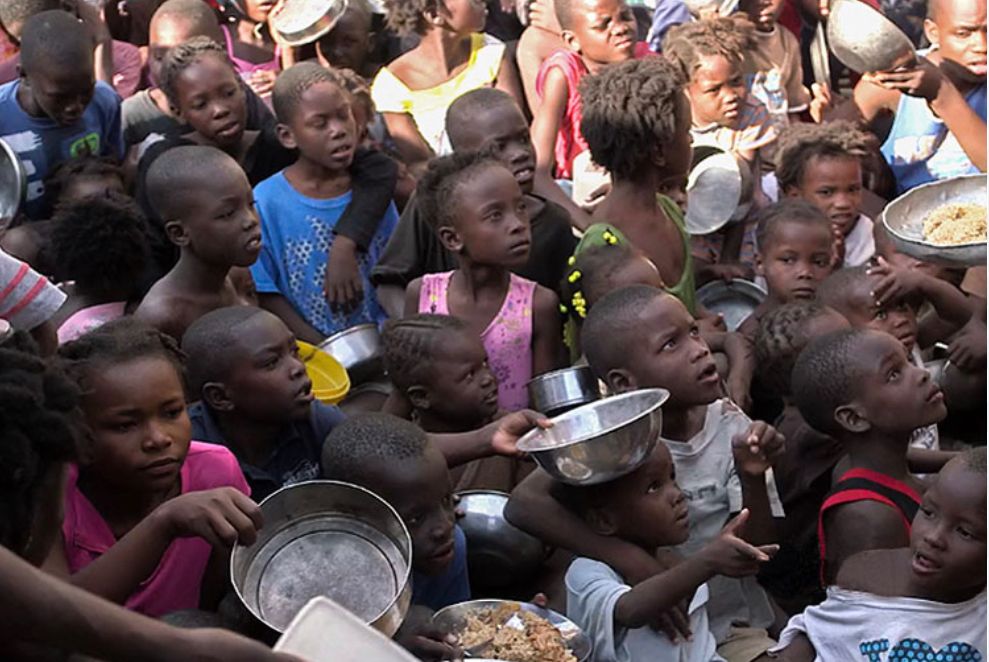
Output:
[843,214,876,267]
[663,399,785,643]
[909,346,940,452]
[772,587,987,660]
[566,557,723,662]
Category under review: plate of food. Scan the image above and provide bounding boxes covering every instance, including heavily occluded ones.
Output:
[881,174,987,267]
[433,600,591,662]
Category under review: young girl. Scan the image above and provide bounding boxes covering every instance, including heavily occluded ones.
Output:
[215,0,282,99]
[370,0,524,171]
[404,153,563,411]
[48,319,262,617]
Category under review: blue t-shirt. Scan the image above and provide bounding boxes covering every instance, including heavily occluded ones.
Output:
[411,525,471,612]
[0,80,123,219]
[250,171,398,336]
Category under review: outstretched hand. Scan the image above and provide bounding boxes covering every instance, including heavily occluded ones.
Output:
[699,509,779,578]
[862,57,944,102]
[490,409,552,457]
[158,487,263,548]
[867,256,925,307]
[731,421,785,477]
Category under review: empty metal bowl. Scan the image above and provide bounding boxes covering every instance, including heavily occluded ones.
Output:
[231,481,412,636]
[686,144,751,235]
[527,366,601,417]
[433,600,592,662]
[826,0,916,73]
[455,491,545,590]
[270,0,348,47]
[696,279,768,332]
[319,323,385,386]
[516,388,669,486]
[0,138,26,229]
[810,21,832,86]
[881,174,987,267]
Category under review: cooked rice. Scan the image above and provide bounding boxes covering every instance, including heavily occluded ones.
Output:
[459,603,577,662]
[922,203,987,245]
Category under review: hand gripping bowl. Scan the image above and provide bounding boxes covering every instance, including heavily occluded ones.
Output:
[826,0,916,73]
[516,388,669,486]
[881,174,987,268]
[318,323,386,386]
[231,481,412,636]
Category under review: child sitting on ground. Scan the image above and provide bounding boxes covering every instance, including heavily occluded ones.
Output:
[135,145,261,341]
[562,442,779,661]
[49,319,262,616]
[181,306,346,502]
[252,62,399,343]
[508,285,786,659]
[405,152,564,411]
[773,448,986,660]
[791,329,948,586]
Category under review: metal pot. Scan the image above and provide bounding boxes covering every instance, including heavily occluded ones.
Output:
[0,138,26,229]
[318,323,385,386]
[270,0,349,47]
[695,279,768,332]
[527,366,601,417]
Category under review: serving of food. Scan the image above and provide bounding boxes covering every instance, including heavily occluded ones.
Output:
[922,203,987,246]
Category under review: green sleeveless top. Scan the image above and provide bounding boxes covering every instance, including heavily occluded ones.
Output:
[657,194,698,316]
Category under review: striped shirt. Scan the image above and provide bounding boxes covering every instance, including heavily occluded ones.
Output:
[0,249,64,330]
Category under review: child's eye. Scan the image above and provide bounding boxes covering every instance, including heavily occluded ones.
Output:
[919,505,934,518]
[874,309,888,321]
[465,370,474,382]
[780,256,795,264]
[113,421,137,433]
[817,189,833,196]
[886,368,900,382]
[814,257,831,267]
[689,325,701,337]
[646,481,660,494]
[263,356,280,369]
[216,208,235,220]
[662,339,676,351]
[957,526,974,539]
[164,407,185,420]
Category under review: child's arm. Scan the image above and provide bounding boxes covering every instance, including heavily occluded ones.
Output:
[403,277,423,317]
[774,633,818,662]
[380,112,433,176]
[531,284,566,375]
[704,330,755,413]
[731,420,785,546]
[822,501,912,583]
[869,257,973,328]
[530,67,568,185]
[257,293,324,345]
[495,52,527,113]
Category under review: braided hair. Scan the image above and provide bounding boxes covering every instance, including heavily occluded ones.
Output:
[158,36,235,110]
[754,302,838,398]
[416,152,504,231]
[381,314,468,391]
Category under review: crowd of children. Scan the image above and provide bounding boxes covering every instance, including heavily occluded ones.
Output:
[0,0,984,659]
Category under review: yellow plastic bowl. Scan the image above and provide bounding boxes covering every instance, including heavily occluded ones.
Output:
[297,341,351,404]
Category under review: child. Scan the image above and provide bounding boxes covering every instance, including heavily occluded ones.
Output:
[181,305,346,502]
[404,152,563,411]
[370,0,524,170]
[49,192,151,343]
[531,0,644,181]
[314,0,380,79]
[135,145,260,340]
[508,285,786,659]
[0,248,65,355]
[216,0,281,99]
[562,443,778,662]
[772,448,986,659]
[0,10,123,219]
[776,121,875,268]
[252,62,399,343]
[50,318,262,616]
[791,329,948,586]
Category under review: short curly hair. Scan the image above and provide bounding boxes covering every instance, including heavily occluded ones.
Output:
[321,413,429,487]
[791,328,872,436]
[272,61,351,125]
[755,198,832,254]
[754,302,839,398]
[582,284,667,379]
[158,36,234,110]
[775,120,871,191]
[381,0,442,35]
[43,156,124,207]
[580,57,685,180]
[416,151,506,231]
[815,266,871,317]
[381,314,468,392]
[663,17,754,81]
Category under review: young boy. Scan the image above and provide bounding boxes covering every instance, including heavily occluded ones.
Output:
[251,62,398,344]
[0,10,123,219]
[772,448,986,659]
[135,145,260,341]
[508,285,786,660]
[776,121,876,268]
[791,329,948,586]
[181,306,345,502]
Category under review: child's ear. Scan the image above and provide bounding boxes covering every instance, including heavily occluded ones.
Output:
[606,368,638,394]
[782,184,801,199]
[203,381,235,412]
[164,219,191,247]
[437,225,464,254]
[755,253,764,277]
[275,123,298,151]
[585,506,619,536]
[923,18,939,49]
[406,384,430,411]
[560,29,581,54]
[834,401,870,434]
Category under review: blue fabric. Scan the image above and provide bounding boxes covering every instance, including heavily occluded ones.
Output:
[647,0,692,52]
[0,80,123,219]
[250,171,398,336]
[412,525,471,611]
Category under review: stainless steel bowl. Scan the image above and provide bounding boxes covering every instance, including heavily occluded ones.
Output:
[270,0,349,47]
[696,279,768,332]
[810,21,832,86]
[881,174,987,268]
[527,366,601,417]
[319,323,385,386]
[516,388,668,486]
[686,143,750,235]
[231,480,412,636]
[433,600,592,662]
[0,138,26,229]
[826,0,916,73]
[456,491,545,590]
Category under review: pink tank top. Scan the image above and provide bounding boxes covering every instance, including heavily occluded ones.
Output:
[57,301,126,345]
[221,25,281,76]
[418,271,535,411]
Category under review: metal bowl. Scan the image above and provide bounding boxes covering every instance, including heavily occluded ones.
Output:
[810,21,832,86]
[231,480,412,636]
[319,323,385,386]
[686,143,754,235]
[881,174,987,267]
[516,388,668,486]
[270,0,349,47]
[527,366,601,417]
[0,138,26,229]
[696,279,768,332]
[826,0,916,73]
[433,600,592,662]
[456,491,546,590]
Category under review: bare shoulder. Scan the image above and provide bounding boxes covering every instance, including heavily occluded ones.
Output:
[837,548,911,596]
[403,277,423,317]
[532,284,560,318]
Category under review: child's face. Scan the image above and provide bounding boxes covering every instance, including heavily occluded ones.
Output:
[61,174,126,204]
[279,82,357,173]
[926,0,987,81]
[658,175,688,214]
[437,0,488,35]
[454,104,537,195]
[443,164,532,268]
[686,54,747,128]
[418,330,500,426]
[244,0,276,24]
[563,0,638,65]
[80,357,192,494]
[739,0,784,30]
[316,10,372,73]
[173,55,248,151]
[910,460,987,599]
[838,277,919,354]
[609,293,721,408]
[22,62,95,126]
[757,221,833,303]
[790,156,863,238]
[148,15,196,86]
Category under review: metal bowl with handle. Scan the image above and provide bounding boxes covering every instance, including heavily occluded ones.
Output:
[516,388,668,486]
[527,366,601,417]
[826,0,916,73]
[231,480,412,636]
[318,323,385,386]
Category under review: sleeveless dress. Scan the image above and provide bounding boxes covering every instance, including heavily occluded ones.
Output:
[221,25,281,78]
[418,271,535,411]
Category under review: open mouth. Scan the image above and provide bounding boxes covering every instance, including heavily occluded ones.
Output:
[698,362,719,384]
[483,390,499,407]
[296,379,315,402]
[430,539,455,562]
[513,166,535,185]
[912,551,940,575]
[924,384,944,404]
[245,234,262,251]
[330,143,354,158]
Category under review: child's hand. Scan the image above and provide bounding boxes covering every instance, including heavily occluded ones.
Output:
[324,235,364,313]
[863,57,944,102]
[157,487,263,548]
[809,83,832,123]
[948,316,987,372]
[731,421,785,477]
[248,69,277,97]
[180,628,302,661]
[697,313,727,335]
[489,409,552,457]
[698,509,779,578]
[394,606,462,661]
[867,256,925,307]
[581,180,612,210]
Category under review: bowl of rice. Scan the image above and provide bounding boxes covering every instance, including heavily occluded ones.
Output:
[881,174,987,267]
[433,600,591,662]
